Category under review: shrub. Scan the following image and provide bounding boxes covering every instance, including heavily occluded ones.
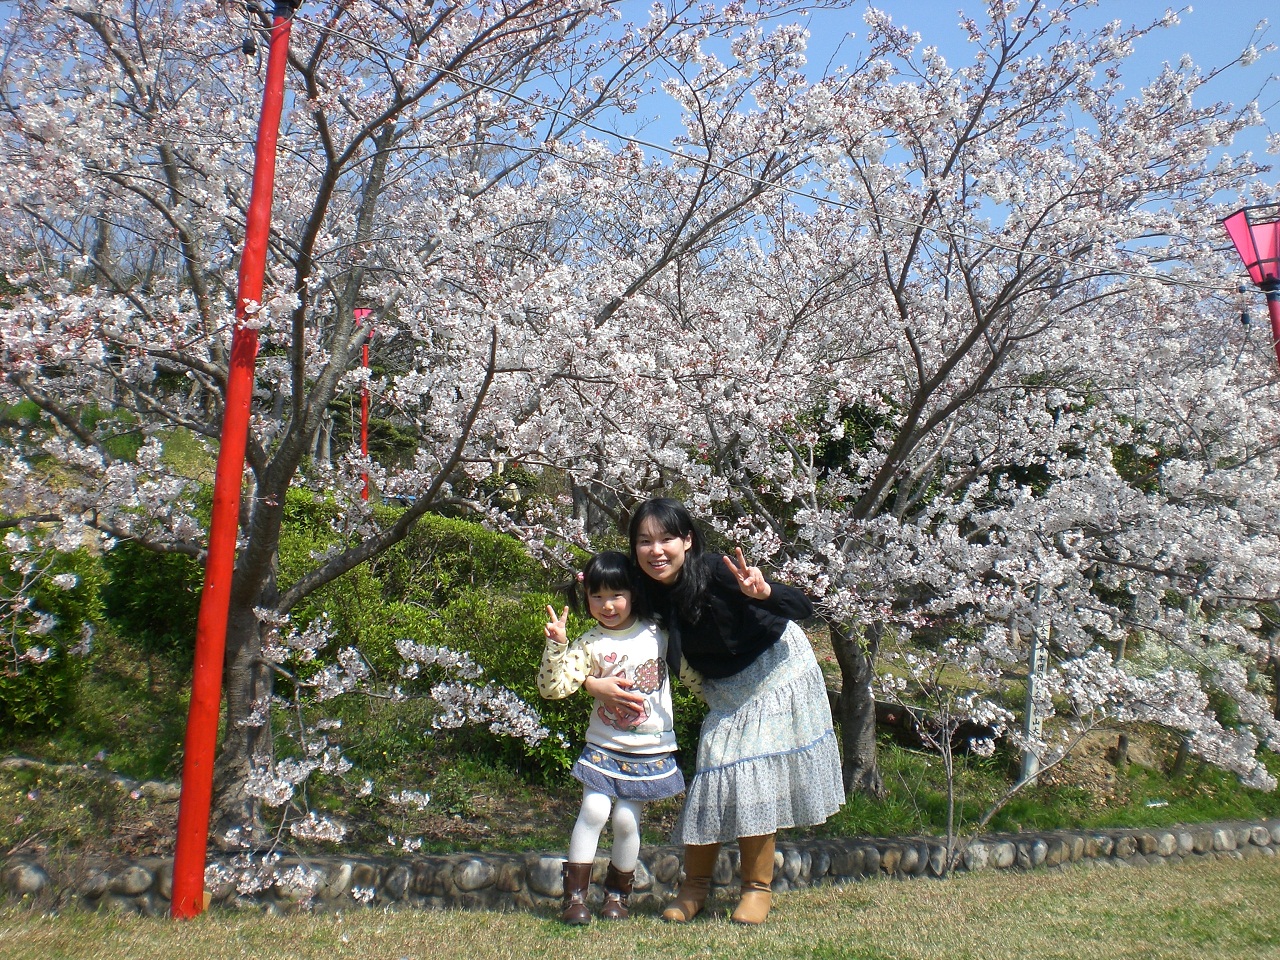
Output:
[0,546,106,734]
[101,540,202,673]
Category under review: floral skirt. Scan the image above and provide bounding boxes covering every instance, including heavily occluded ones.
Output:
[674,622,845,845]
[572,745,686,801]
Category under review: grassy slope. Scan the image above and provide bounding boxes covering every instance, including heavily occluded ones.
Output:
[2,855,1279,959]
[3,627,1280,865]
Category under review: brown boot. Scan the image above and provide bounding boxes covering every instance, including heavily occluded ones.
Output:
[599,863,635,920]
[560,861,593,925]
[731,833,775,925]
[661,843,720,922]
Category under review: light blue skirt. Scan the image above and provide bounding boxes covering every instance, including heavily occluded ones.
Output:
[674,622,845,845]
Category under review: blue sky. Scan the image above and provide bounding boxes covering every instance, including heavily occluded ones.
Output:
[783,2,1277,178]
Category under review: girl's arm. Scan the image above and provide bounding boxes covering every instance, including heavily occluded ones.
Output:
[537,606,591,699]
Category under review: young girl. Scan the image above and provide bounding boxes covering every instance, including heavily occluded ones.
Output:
[537,550,702,925]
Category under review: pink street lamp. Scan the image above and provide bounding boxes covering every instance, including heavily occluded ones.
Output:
[1223,204,1280,368]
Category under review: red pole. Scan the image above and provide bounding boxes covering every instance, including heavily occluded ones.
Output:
[355,308,372,500]
[1267,291,1280,370]
[171,2,299,920]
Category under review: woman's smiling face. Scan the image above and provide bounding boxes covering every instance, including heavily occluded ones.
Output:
[633,517,692,585]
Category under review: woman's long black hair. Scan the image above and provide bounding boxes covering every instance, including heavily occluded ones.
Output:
[627,497,709,625]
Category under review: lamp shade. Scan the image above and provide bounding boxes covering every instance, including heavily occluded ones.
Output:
[1223,205,1280,289]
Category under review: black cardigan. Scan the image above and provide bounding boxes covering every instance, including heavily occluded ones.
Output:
[656,554,814,679]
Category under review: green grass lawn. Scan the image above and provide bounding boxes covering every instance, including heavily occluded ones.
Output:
[3,854,1278,960]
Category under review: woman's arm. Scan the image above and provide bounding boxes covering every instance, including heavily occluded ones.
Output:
[720,549,814,620]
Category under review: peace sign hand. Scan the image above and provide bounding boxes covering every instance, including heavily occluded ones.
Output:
[723,547,771,600]
[544,605,570,645]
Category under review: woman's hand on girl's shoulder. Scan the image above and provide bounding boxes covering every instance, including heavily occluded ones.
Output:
[544,605,570,645]
[723,547,771,600]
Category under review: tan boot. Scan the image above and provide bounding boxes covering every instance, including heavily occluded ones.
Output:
[661,843,720,922]
[731,834,775,925]
[559,861,593,925]
[599,863,634,920]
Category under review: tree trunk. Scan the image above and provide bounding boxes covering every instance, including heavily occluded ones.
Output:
[1114,732,1129,773]
[830,619,886,799]
[210,593,274,847]
[1170,736,1191,778]
[1272,654,1280,722]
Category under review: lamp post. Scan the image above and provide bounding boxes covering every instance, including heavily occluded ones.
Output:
[1222,203,1280,368]
[171,0,301,919]
[354,307,373,501]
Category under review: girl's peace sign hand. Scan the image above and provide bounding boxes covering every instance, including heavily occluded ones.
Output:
[544,605,570,645]
[723,547,771,600]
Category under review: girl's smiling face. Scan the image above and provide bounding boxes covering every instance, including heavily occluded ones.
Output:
[588,587,635,630]
[634,517,692,585]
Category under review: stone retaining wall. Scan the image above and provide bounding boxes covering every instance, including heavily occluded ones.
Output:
[4,818,1278,917]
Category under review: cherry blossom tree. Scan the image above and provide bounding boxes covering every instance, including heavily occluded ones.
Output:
[0,0,834,833]
[528,1,1280,795]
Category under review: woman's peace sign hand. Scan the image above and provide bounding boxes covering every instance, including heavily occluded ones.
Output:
[544,605,570,645]
[723,547,771,600]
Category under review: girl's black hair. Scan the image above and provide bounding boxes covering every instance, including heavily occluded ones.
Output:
[564,550,651,620]
[627,497,709,625]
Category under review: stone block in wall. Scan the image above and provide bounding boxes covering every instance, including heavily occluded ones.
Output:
[110,865,153,897]
[454,857,495,893]
[962,841,989,872]
[77,868,110,900]
[526,855,563,898]
[1249,826,1271,847]
[880,844,902,875]
[927,843,947,877]
[1043,838,1070,868]
[631,858,653,891]
[2,861,49,898]
[991,841,1016,869]
[1113,835,1137,859]
[155,860,174,900]
[1176,832,1195,856]
[1269,821,1280,844]
[810,843,831,879]
[1212,828,1237,852]
[650,852,680,885]
[897,843,917,875]
[319,862,352,901]
[712,849,735,886]
[1154,832,1177,857]
[858,844,879,876]
[495,860,522,893]
[382,864,410,901]
[1136,833,1157,855]
[781,845,803,882]
[829,844,856,877]
[350,862,379,889]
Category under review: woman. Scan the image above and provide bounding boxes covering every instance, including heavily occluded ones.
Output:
[611,497,844,924]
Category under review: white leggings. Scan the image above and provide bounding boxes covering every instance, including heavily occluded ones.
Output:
[567,787,644,870]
